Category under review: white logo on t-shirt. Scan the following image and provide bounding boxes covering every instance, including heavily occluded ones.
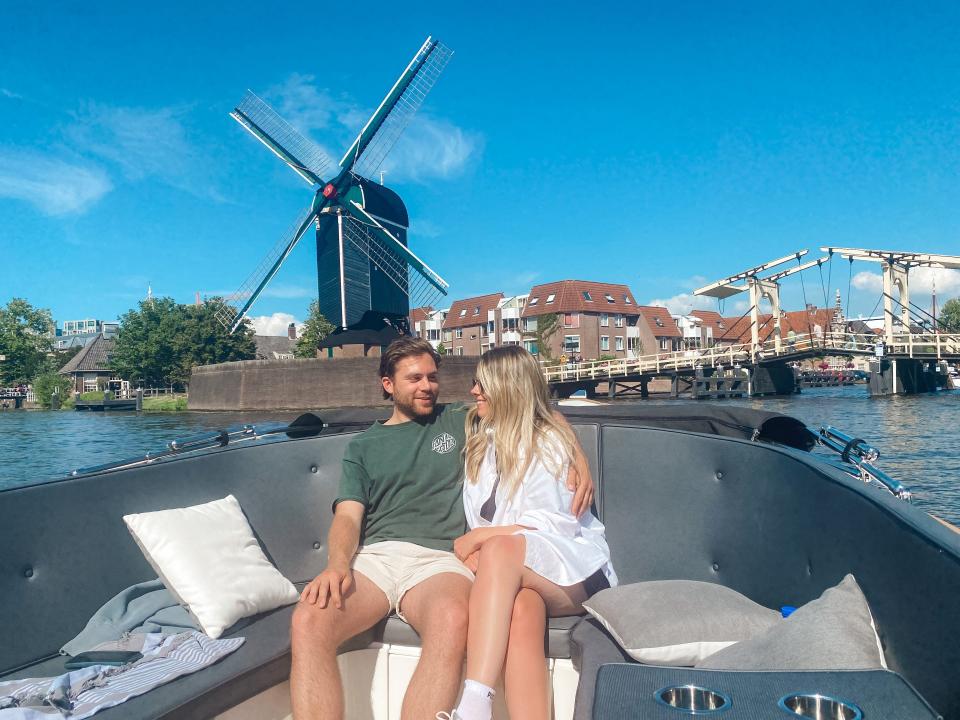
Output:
[432,432,457,454]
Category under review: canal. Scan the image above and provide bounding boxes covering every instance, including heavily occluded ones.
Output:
[1,386,958,524]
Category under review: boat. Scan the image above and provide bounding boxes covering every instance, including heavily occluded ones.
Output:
[2,404,958,719]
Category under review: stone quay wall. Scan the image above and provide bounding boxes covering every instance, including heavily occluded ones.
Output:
[189,356,480,411]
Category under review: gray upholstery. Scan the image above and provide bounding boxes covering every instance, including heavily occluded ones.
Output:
[3,420,960,719]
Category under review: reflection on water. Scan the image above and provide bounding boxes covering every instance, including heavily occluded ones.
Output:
[2,387,958,524]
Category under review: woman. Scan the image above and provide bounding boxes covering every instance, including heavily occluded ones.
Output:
[441,346,617,720]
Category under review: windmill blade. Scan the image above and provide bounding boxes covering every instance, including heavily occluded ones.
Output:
[342,202,449,312]
[341,37,453,179]
[216,206,318,333]
[231,91,331,186]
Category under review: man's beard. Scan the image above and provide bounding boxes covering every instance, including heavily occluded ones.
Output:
[394,391,437,420]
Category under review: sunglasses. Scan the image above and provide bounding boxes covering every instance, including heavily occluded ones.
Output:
[471,378,484,392]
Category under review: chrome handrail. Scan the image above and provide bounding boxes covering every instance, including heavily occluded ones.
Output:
[818,425,911,501]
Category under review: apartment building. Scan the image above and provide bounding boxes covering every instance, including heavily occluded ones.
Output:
[691,310,726,348]
[441,293,505,356]
[521,281,642,360]
[635,305,683,354]
[410,306,448,349]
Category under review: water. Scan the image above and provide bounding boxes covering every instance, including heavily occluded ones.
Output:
[1,388,958,524]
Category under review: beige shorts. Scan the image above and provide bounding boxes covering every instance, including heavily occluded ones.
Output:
[352,540,474,621]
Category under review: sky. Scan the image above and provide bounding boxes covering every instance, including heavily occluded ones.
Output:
[1,1,959,335]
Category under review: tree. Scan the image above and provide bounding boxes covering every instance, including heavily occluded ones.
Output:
[532,312,560,360]
[32,370,73,408]
[0,298,55,385]
[111,297,256,388]
[436,343,447,356]
[940,298,960,333]
[295,301,335,358]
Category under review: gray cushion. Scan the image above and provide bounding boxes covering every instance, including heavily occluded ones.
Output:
[582,579,780,665]
[698,574,886,670]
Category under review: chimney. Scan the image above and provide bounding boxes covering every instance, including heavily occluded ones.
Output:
[287,322,297,340]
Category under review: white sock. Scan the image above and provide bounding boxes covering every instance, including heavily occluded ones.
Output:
[453,679,495,720]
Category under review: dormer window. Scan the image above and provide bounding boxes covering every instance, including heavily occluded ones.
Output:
[624,295,633,304]
[605,294,615,303]
[459,309,467,317]
[546,294,556,304]
[529,297,539,306]
[655,317,664,327]
[582,291,593,301]
[473,306,480,316]
[718,321,726,330]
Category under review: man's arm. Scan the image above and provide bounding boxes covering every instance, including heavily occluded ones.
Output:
[554,410,595,517]
[300,500,365,609]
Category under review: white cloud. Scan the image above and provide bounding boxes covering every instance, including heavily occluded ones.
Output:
[250,312,299,336]
[851,267,960,296]
[0,147,112,215]
[411,219,442,238]
[852,271,884,292]
[261,284,313,299]
[646,292,719,315]
[1,88,22,99]
[66,103,223,200]
[263,74,480,184]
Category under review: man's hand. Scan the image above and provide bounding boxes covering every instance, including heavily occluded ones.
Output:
[463,550,480,573]
[453,529,485,561]
[300,564,353,609]
[566,463,594,518]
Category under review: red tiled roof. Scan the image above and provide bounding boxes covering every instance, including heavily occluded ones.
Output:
[522,280,639,317]
[409,306,432,323]
[636,305,682,338]
[443,293,504,329]
[717,308,836,343]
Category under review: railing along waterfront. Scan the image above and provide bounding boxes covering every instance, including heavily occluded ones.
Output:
[541,331,960,383]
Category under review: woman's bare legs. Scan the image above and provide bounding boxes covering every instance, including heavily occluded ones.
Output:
[504,588,549,720]
[465,534,587,688]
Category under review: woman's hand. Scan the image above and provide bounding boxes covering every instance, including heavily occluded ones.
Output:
[454,529,486,561]
[463,550,480,573]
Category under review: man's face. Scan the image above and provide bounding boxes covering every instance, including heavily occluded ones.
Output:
[382,353,440,419]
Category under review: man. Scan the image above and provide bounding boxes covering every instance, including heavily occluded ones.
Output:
[290,337,593,719]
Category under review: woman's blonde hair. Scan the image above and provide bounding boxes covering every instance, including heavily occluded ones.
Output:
[464,346,577,497]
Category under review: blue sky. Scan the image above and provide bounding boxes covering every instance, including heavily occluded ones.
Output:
[2,1,959,334]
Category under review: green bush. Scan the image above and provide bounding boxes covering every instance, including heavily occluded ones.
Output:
[31,371,74,408]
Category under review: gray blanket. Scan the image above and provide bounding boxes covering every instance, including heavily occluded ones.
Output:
[60,580,196,657]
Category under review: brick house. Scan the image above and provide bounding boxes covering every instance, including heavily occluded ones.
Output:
[521,281,642,360]
[441,293,505,356]
[410,306,447,350]
[635,305,683,354]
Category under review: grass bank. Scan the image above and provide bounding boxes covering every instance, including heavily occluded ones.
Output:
[141,395,189,411]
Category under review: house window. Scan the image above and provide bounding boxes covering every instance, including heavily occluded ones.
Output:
[523,317,538,332]
[615,336,624,351]
[628,337,640,350]
[456,346,464,356]
[563,312,579,328]
[443,329,452,341]
[600,336,609,351]
[459,309,467,317]
[659,338,670,350]
[563,335,580,353]
[456,328,463,339]
[529,297,539,306]
[624,295,633,304]
[582,291,593,301]
[605,294,615,303]
[717,321,726,330]
[428,329,440,341]
[600,313,609,327]
[524,340,538,354]
[615,314,624,328]
[473,306,480,316]
[546,293,556,304]
[654,317,663,327]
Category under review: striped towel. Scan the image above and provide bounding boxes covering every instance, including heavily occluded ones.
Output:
[0,631,244,718]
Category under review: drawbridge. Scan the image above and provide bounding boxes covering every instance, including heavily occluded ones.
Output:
[543,247,960,398]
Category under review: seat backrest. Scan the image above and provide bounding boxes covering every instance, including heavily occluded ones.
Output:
[0,432,352,674]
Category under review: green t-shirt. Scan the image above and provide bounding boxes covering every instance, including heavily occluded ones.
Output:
[335,403,468,552]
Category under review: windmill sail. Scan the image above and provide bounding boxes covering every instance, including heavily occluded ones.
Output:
[232,91,332,186]
[215,206,318,332]
[341,37,453,179]
[342,202,448,313]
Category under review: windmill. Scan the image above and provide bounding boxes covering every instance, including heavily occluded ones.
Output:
[216,37,453,335]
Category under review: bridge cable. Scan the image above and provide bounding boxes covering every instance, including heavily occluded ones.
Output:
[797,254,816,346]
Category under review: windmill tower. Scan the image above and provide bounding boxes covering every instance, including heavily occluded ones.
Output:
[216,37,452,335]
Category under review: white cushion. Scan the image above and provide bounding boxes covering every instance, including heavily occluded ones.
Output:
[123,495,299,639]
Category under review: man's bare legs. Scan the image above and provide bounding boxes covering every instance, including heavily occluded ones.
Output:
[465,535,586,690]
[504,588,549,719]
[396,572,472,720]
[290,572,390,720]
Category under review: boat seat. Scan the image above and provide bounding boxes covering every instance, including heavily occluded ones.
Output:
[0,607,582,720]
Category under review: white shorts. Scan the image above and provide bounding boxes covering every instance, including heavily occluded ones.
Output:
[352,540,474,621]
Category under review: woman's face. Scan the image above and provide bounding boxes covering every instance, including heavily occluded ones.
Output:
[470,377,489,418]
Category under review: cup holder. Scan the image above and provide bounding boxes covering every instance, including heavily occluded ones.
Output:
[654,685,731,714]
[778,693,863,720]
